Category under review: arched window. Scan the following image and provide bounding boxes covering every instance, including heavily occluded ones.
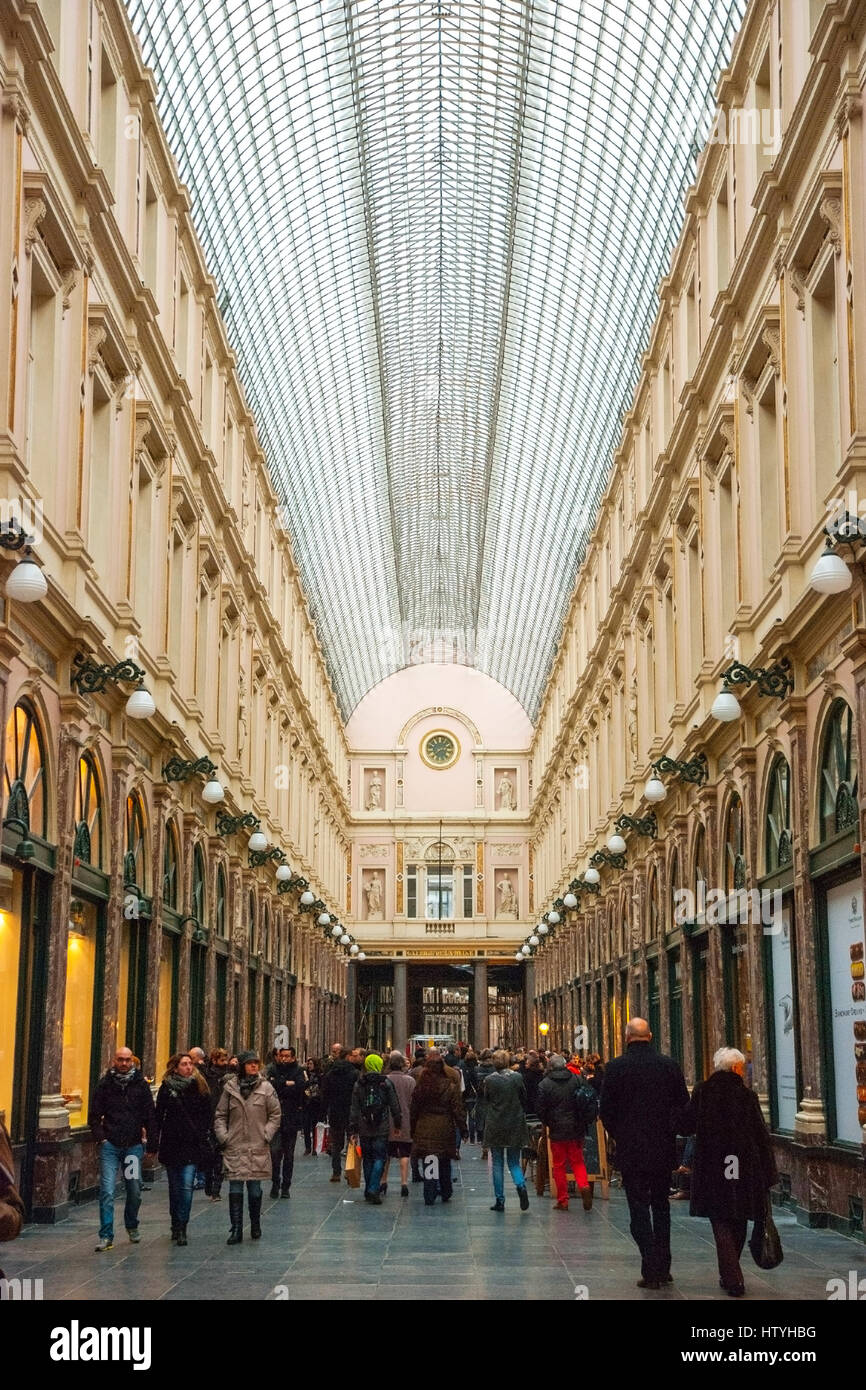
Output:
[668,849,680,931]
[692,828,707,924]
[647,868,660,941]
[262,904,271,961]
[162,822,180,910]
[819,699,858,840]
[124,792,147,891]
[216,866,227,938]
[192,845,206,923]
[73,752,103,868]
[765,756,792,872]
[723,795,746,892]
[249,890,257,953]
[4,699,46,838]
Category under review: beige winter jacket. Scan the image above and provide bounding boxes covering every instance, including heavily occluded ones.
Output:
[213,1074,281,1181]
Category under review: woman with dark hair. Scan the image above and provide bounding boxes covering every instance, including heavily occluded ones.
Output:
[409,1055,467,1206]
[202,1047,230,1200]
[149,1053,212,1246]
[302,1057,323,1157]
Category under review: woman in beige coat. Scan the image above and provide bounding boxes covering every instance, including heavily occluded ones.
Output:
[214,1049,280,1245]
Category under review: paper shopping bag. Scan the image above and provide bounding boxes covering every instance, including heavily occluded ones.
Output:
[344,1142,361,1188]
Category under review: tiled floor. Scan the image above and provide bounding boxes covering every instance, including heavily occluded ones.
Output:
[5,1143,865,1301]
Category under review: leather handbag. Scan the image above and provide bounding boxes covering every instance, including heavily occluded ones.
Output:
[749,1196,783,1270]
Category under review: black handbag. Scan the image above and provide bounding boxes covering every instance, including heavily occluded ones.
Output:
[749,1196,783,1270]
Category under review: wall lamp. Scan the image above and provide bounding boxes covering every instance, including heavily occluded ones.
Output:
[711,658,794,721]
[216,811,260,838]
[277,874,308,895]
[568,875,600,897]
[1,519,48,602]
[249,846,286,868]
[71,653,155,719]
[162,754,224,804]
[590,846,627,871]
[615,811,657,838]
[180,914,209,945]
[809,511,866,593]
[644,752,708,802]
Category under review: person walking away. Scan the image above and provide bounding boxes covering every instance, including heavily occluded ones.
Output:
[680,1047,777,1296]
[522,1050,546,1116]
[536,1054,597,1211]
[483,1050,530,1212]
[322,1047,359,1181]
[202,1048,230,1200]
[349,1053,402,1203]
[266,1046,307,1197]
[474,1049,496,1158]
[0,1117,24,1279]
[302,1057,323,1156]
[409,1054,467,1206]
[457,1050,479,1142]
[149,1053,212,1245]
[381,1051,416,1197]
[88,1047,156,1251]
[213,1049,280,1244]
[599,1018,689,1289]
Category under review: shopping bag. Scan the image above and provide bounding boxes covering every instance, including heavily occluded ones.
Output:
[344,1142,361,1189]
[314,1120,330,1155]
[749,1198,783,1270]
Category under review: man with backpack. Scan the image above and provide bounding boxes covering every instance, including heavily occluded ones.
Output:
[349,1053,402,1204]
[536,1053,597,1212]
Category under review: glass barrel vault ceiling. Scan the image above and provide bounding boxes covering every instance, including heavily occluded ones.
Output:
[127,0,747,721]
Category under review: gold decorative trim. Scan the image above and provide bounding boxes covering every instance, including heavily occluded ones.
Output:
[395,841,404,913]
[476,841,484,914]
[419,728,460,769]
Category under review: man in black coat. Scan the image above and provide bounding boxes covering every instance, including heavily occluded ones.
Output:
[599,1018,689,1288]
[265,1047,307,1197]
[88,1047,156,1251]
[321,1048,361,1181]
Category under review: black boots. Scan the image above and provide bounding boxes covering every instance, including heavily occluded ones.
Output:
[270,1183,280,1199]
[517,1186,530,1212]
[175,1224,188,1246]
[226,1193,244,1245]
[170,1222,181,1242]
[490,1198,505,1212]
[249,1190,263,1239]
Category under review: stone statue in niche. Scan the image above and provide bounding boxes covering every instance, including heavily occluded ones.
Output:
[237,676,247,755]
[497,773,515,811]
[497,874,517,918]
[366,770,383,811]
[628,690,638,764]
[365,874,384,920]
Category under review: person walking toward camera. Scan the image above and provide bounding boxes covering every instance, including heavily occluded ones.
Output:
[321,1047,358,1180]
[149,1053,212,1246]
[214,1050,280,1244]
[599,1018,689,1288]
[266,1046,307,1197]
[483,1050,530,1213]
[679,1047,777,1296]
[88,1047,156,1252]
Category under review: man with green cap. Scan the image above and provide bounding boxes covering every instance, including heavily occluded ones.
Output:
[349,1053,402,1204]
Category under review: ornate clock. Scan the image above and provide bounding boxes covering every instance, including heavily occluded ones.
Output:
[420,730,460,770]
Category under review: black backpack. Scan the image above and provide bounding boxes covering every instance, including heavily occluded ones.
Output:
[361,1075,387,1127]
[574,1081,599,1132]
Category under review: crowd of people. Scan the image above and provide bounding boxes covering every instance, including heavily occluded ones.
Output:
[0,1019,777,1298]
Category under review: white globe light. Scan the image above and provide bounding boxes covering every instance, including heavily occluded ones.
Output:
[528,934,539,947]
[607,833,627,855]
[547,910,561,925]
[644,776,667,803]
[125,686,156,719]
[711,688,741,722]
[537,922,549,935]
[202,778,224,804]
[809,548,852,594]
[5,558,48,602]
[331,922,343,937]
[515,952,524,962]
[584,865,601,885]
[521,944,531,956]
[248,831,268,853]
[275,863,291,882]
[299,890,315,907]
[563,892,578,909]
[318,912,332,927]
[349,943,359,954]
[357,952,366,961]
[339,933,351,945]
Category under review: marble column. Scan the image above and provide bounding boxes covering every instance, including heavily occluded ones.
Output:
[392,959,408,1051]
[473,960,488,1050]
[345,960,358,1046]
[524,960,536,1046]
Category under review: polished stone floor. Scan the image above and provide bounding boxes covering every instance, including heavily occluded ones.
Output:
[5,1143,864,1301]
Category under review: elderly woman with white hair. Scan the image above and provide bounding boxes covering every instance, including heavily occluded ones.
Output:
[680,1046,777,1296]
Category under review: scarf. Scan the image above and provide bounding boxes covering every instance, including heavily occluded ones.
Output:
[111,1068,136,1088]
[165,1072,195,1096]
[239,1072,261,1099]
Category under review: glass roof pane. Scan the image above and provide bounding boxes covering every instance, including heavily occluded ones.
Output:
[127,0,746,719]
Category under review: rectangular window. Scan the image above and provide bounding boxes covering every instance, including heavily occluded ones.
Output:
[824,879,866,1144]
[809,256,841,509]
[156,932,177,1077]
[766,900,798,1132]
[406,864,417,919]
[463,868,473,919]
[0,872,23,1124]
[426,871,453,921]
[61,900,101,1129]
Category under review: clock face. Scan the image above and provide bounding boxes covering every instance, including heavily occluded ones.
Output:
[421,730,460,769]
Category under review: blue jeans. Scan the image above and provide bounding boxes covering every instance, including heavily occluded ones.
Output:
[491,1146,524,1203]
[361,1135,388,1196]
[98,1141,144,1240]
[166,1163,196,1226]
[228,1180,262,1199]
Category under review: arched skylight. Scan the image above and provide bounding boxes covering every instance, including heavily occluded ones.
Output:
[127,0,746,719]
